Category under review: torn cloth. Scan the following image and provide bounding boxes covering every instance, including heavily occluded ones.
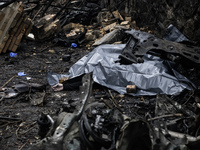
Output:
[47,44,194,96]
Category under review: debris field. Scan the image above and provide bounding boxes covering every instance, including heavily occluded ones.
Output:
[1,0,200,150]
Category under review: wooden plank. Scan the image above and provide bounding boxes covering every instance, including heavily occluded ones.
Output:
[0,34,9,53]
[18,4,23,13]
[1,22,8,31]
[10,4,23,29]
[103,22,117,31]
[0,2,32,54]
[15,32,24,45]
[2,35,13,53]
[10,11,22,29]
[1,8,14,30]
[0,7,11,29]
[12,32,24,52]
[7,35,17,51]
[11,44,18,52]
[12,12,24,33]
[0,12,5,22]
[0,30,2,37]
[24,18,33,36]
[112,10,124,21]
[15,18,26,37]
[6,16,24,52]
[0,8,11,38]
[2,12,23,53]
[8,19,26,52]
[0,34,9,49]
[0,2,21,45]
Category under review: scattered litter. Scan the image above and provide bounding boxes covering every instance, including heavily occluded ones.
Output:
[71,43,77,48]
[62,54,71,62]
[1,1,200,150]
[37,113,52,138]
[26,77,31,80]
[10,52,17,57]
[0,89,18,99]
[126,85,137,93]
[30,91,46,106]
[48,50,55,54]
[0,81,45,99]
[18,72,26,76]
[27,33,35,41]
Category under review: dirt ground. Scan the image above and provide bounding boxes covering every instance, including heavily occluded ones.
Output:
[0,40,90,150]
[0,1,101,149]
[2,1,200,150]
[0,41,149,150]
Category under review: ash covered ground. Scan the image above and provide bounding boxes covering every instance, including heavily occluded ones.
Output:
[0,41,90,149]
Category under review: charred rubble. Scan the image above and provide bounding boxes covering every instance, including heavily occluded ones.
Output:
[1,0,200,150]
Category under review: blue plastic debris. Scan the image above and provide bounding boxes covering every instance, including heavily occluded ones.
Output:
[18,72,26,76]
[71,43,77,48]
[10,52,17,57]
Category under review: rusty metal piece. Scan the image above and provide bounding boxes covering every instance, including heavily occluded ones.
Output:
[36,73,93,145]
[126,85,136,93]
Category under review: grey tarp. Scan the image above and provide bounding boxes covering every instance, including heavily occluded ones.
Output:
[47,44,194,96]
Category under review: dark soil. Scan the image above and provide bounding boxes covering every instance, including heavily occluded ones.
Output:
[0,41,151,150]
[0,40,89,150]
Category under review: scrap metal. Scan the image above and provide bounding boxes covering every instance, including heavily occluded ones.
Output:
[35,73,93,146]
[119,29,200,64]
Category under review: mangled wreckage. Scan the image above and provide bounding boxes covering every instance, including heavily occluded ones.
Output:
[32,26,200,150]
[1,0,200,150]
